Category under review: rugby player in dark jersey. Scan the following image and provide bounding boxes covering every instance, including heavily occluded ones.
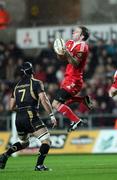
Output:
[0,62,57,171]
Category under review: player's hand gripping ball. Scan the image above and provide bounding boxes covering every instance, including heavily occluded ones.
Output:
[54,38,66,55]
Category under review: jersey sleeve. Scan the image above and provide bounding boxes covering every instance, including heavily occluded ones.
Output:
[65,40,70,47]
[65,40,74,51]
[74,42,86,60]
[78,42,86,52]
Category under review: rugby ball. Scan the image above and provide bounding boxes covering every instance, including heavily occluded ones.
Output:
[54,38,65,55]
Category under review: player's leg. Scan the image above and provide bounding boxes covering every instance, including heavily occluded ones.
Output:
[61,79,93,109]
[0,134,29,169]
[52,89,86,131]
[6,133,29,156]
[4,111,31,157]
[25,110,51,171]
[0,111,31,169]
[32,127,51,171]
[65,95,93,110]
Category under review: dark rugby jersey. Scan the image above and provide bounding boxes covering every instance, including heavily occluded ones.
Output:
[12,77,44,109]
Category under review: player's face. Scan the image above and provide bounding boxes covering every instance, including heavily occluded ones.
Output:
[72,27,82,41]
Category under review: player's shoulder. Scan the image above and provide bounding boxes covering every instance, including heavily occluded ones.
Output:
[77,41,87,47]
[31,77,44,89]
[66,39,74,43]
[11,81,21,98]
[14,80,21,89]
[31,77,43,84]
[76,41,88,52]
[66,40,74,45]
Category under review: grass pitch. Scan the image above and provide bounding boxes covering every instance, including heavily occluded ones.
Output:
[0,154,117,180]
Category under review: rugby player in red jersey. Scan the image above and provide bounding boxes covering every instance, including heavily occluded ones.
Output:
[52,26,93,131]
[109,70,117,98]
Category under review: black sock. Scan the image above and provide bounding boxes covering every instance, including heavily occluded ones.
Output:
[36,143,50,166]
[5,141,29,157]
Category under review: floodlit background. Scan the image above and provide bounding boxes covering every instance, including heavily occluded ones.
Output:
[1,0,117,155]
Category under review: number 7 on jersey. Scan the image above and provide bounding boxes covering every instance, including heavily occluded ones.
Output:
[18,89,26,102]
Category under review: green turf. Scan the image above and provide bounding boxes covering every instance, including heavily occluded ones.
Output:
[0,154,117,180]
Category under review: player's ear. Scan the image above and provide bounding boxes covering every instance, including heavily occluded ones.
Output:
[81,34,84,40]
[80,31,84,40]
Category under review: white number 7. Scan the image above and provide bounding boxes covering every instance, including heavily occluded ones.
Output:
[18,89,26,102]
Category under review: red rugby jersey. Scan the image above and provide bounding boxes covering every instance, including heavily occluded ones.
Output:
[64,40,89,82]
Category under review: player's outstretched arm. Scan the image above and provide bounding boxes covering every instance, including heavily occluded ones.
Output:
[39,92,57,128]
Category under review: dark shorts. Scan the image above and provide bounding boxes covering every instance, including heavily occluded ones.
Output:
[16,109,45,136]
[54,88,72,103]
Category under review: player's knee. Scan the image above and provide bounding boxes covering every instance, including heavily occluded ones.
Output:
[38,131,51,145]
[19,136,30,147]
[19,139,29,149]
[19,134,29,142]
[39,135,51,155]
[108,89,115,98]
[39,140,51,155]
[108,90,112,97]
[41,138,51,146]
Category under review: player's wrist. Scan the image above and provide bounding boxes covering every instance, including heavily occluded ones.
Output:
[49,113,54,116]
[65,50,72,58]
[65,49,69,55]
[49,113,55,120]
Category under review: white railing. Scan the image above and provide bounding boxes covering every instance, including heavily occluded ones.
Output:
[0,112,117,131]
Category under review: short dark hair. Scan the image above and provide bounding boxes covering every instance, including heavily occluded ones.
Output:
[79,26,90,41]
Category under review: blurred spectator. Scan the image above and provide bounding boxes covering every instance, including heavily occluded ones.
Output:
[46,65,58,83]
[7,41,24,59]
[0,4,10,30]
[6,57,16,81]
[0,81,11,111]
[39,41,57,61]
[56,65,65,83]
[33,64,46,82]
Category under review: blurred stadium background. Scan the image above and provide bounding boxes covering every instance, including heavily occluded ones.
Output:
[1,0,117,179]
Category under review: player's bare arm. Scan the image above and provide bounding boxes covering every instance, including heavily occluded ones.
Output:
[9,97,16,111]
[65,50,81,67]
[56,48,81,66]
[39,92,57,128]
[39,92,53,114]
